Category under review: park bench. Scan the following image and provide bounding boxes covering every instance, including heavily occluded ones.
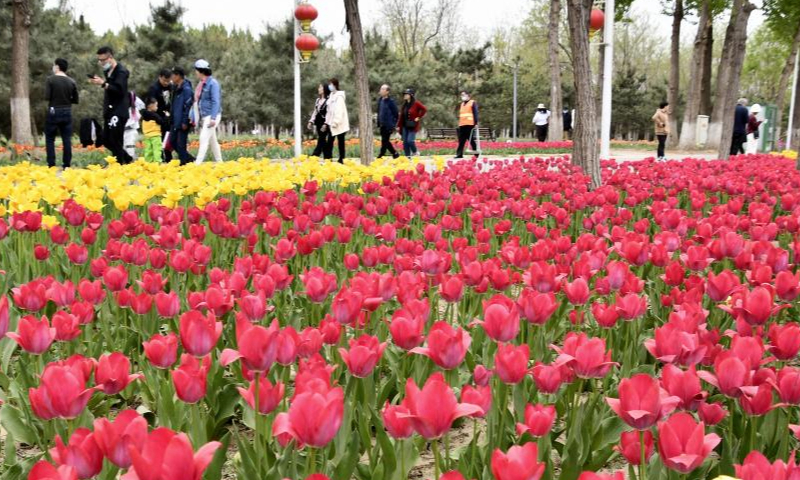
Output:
[427,127,496,141]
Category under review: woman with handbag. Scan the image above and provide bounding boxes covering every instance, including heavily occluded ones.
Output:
[397,88,427,157]
[324,78,349,163]
[308,83,331,158]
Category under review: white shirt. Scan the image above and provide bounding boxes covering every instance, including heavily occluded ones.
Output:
[533,110,551,126]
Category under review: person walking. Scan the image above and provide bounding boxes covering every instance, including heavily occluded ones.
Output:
[397,88,427,157]
[141,97,166,163]
[89,46,133,165]
[532,104,551,142]
[44,58,79,169]
[730,98,749,156]
[193,59,223,164]
[377,84,400,159]
[307,83,330,157]
[124,92,145,160]
[324,78,349,163]
[746,104,763,154]
[652,101,670,161]
[455,90,478,159]
[170,67,195,165]
[147,69,172,161]
[563,106,573,140]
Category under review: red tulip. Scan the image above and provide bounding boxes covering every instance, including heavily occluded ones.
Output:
[7,314,55,354]
[494,343,529,384]
[473,364,493,387]
[614,293,648,320]
[65,243,89,265]
[697,401,727,425]
[476,295,520,343]
[46,280,75,307]
[219,316,279,372]
[50,428,103,479]
[382,402,414,439]
[102,265,128,292]
[657,412,720,474]
[660,364,706,410]
[768,322,800,360]
[553,332,616,379]
[563,278,590,305]
[124,427,221,480]
[237,292,267,321]
[298,327,323,358]
[339,334,387,378]
[591,302,619,328]
[440,275,464,303]
[643,323,705,366]
[606,374,680,430]
[577,473,625,480]
[705,270,741,302]
[238,376,285,415]
[53,311,81,342]
[28,461,78,480]
[30,361,96,420]
[491,442,546,480]
[739,383,779,416]
[344,253,360,270]
[179,310,222,357]
[438,472,468,480]
[530,362,566,394]
[524,262,558,293]
[735,451,794,480]
[92,410,148,469]
[0,295,8,337]
[720,286,788,325]
[460,384,492,418]
[301,267,338,303]
[389,309,426,351]
[95,352,143,395]
[12,280,48,311]
[77,280,105,305]
[776,270,800,301]
[285,386,344,447]
[615,430,653,465]
[516,403,556,438]
[697,351,753,398]
[411,322,471,370]
[517,289,558,325]
[331,287,363,325]
[400,372,482,439]
[154,291,180,318]
[143,333,179,369]
[171,354,211,404]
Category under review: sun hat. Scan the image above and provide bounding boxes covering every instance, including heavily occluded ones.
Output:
[537,103,546,109]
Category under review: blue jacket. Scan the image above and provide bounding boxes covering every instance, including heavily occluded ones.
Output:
[171,79,193,130]
[733,104,749,135]
[198,76,222,119]
[377,96,398,129]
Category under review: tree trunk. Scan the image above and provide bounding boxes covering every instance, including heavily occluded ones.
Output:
[708,0,754,152]
[566,0,601,189]
[667,0,683,147]
[595,42,604,136]
[678,0,710,149]
[700,19,713,115]
[548,0,564,141]
[793,76,800,156]
[715,0,756,160]
[774,22,800,145]
[344,0,375,165]
[11,0,34,146]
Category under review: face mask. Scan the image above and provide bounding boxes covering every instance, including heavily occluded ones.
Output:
[102,61,112,72]
[461,95,469,102]
[328,84,336,92]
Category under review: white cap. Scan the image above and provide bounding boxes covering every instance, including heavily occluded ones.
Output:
[194,59,210,70]
[750,104,761,114]
[537,103,546,109]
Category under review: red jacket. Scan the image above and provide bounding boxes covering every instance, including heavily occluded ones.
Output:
[398,100,428,133]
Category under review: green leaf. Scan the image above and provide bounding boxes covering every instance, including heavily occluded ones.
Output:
[203,431,231,480]
[0,404,37,446]
[332,432,360,480]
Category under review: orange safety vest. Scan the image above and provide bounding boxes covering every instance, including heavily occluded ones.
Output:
[459,100,475,127]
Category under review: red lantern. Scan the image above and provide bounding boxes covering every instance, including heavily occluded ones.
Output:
[295,3,318,33]
[589,9,605,32]
[296,33,320,62]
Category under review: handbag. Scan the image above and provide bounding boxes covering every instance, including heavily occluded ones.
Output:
[404,119,417,130]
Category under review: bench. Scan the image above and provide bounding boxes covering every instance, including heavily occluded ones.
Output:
[427,127,495,141]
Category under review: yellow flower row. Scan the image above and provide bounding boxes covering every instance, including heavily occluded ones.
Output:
[0,156,445,219]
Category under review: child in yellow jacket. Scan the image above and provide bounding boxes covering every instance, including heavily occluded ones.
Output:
[141,97,165,163]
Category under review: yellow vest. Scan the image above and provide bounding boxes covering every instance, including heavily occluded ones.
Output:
[459,100,475,126]
[142,119,161,139]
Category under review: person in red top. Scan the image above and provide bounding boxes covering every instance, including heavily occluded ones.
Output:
[397,88,427,157]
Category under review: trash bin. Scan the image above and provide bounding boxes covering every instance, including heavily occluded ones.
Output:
[696,115,709,147]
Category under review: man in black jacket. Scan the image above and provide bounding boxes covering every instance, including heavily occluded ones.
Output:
[730,98,749,156]
[147,69,173,161]
[44,58,79,168]
[89,46,133,165]
[377,84,399,159]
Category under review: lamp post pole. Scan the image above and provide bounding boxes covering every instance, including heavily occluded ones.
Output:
[294,0,302,159]
[599,0,614,159]
[513,61,519,141]
[788,49,799,151]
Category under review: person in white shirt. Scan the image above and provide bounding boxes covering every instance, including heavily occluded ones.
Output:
[532,103,551,142]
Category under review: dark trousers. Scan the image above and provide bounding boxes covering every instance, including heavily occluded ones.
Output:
[312,125,331,157]
[535,124,549,142]
[378,127,398,158]
[325,132,346,163]
[171,128,194,165]
[456,125,477,158]
[656,134,667,158]
[104,115,133,165]
[730,132,747,156]
[45,107,73,168]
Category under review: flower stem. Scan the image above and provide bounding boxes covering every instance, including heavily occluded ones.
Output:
[307,447,317,475]
[432,439,441,480]
[639,429,647,480]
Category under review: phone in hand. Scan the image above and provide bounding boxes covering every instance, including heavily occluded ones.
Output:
[87,74,96,79]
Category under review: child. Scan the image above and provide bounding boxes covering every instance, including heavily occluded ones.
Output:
[141,97,165,163]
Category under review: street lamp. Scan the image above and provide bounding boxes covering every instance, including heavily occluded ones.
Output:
[293,1,319,159]
[503,57,520,142]
[597,0,614,159]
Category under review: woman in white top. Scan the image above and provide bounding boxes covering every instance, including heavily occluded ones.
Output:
[323,77,349,163]
[532,103,551,142]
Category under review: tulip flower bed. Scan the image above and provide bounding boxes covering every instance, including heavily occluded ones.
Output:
[3,153,800,480]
